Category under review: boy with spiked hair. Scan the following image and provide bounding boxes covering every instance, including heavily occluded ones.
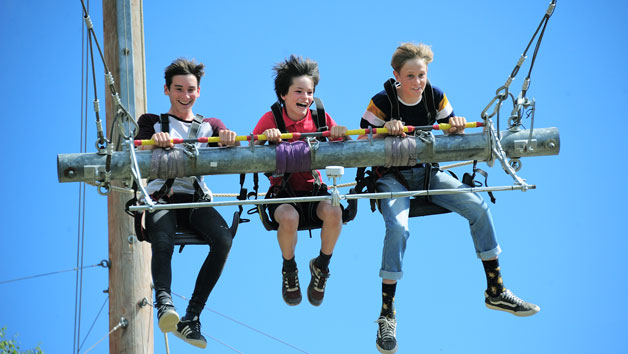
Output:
[253,55,348,307]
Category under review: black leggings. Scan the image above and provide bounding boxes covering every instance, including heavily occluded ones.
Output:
[146,197,233,311]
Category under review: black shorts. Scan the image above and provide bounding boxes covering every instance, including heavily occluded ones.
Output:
[266,185,330,229]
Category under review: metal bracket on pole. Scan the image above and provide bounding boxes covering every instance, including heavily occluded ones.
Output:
[326,166,344,207]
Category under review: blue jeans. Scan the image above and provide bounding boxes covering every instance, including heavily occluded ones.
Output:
[376,166,501,280]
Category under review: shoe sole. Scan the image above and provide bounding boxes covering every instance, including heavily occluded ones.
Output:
[158,311,180,333]
[283,296,302,306]
[307,291,323,306]
[173,331,207,349]
[376,342,398,354]
[485,302,540,317]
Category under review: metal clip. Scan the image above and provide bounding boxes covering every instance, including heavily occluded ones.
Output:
[183,143,199,158]
[306,137,319,166]
[249,133,256,152]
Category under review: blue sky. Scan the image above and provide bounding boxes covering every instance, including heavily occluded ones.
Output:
[1,0,627,353]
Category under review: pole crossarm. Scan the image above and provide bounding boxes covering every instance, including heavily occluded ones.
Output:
[58,127,559,184]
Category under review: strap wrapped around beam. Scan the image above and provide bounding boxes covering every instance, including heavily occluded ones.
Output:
[275,141,311,174]
[385,137,418,167]
[150,148,188,179]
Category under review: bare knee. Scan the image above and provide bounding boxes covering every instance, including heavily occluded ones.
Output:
[318,201,342,224]
[275,204,300,231]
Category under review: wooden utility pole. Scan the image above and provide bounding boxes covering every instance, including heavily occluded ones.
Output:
[102,0,153,353]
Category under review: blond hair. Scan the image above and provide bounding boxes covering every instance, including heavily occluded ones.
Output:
[391,43,434,72]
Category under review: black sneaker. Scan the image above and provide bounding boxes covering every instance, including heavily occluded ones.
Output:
[485,289,540,317]
[156,300,179,333]
[282,269,302,306]
[375,315,398,354]
[174,315,207,349]
[307,258,330,306]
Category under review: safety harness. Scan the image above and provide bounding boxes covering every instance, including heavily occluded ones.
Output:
[355,79,494,217]
[126,114,241,249]
[149,114,210,203]
[246,99,357,234]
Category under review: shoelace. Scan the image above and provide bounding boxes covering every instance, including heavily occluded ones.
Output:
[312,269,329,291]
[157,304,175,316]
[375,317,396,341]
[311,262,330,291]
[502,289,524,306]
[283,272,300,291]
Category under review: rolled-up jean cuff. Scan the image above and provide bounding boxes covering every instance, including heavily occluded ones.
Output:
[379,270,403,281]
[477,245,502,260]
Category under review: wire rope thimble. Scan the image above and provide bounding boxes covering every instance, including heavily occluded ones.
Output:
[97,181,111,196]
[509,158,522,172]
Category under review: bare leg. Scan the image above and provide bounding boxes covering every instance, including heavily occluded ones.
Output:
[316,200,342,255]
[274,204,299,259]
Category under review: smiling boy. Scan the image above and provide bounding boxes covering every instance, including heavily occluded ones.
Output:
[360,43,540,354]
[135,58,238,349]
[253,55,347,307]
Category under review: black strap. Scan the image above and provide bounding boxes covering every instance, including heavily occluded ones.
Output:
[235,174,250,223]
[270,102,286,132]
[158,114,175,198]
[423,80,437,125]
[423,163,433,202]
[159,113,170,134]
[463,161,496,204]
[383,78,400,120]
[312,97,327,133]
[152,178,175,201]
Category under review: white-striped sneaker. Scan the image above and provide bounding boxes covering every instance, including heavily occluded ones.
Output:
[174,315,207,349]
[485,289,540,317]
[157,303,179,333]
[375,315,398,354]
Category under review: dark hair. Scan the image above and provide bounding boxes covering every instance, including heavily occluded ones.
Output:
[273,55,320,103]
[164,58,205,89]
